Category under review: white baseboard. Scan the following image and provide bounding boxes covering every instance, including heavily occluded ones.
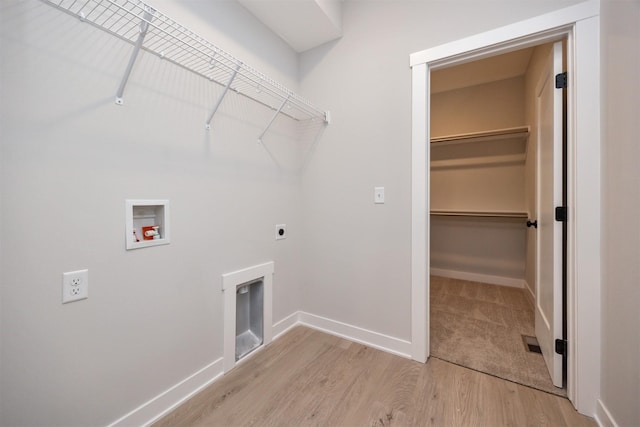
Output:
[595,399,619,427]
[524,279,535,297]
[272,311,300,339]
[431,268,525,288]
[108,311,412,426]
[298,312,412,359]
[523,280,535,306]
[107,357,224,427]
[275,311,412,359]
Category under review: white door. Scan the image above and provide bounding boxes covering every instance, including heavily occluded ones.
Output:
[535,41,564,388]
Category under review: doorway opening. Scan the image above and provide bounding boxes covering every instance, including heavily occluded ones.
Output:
[427,42,566,396]
[410,2,602,414]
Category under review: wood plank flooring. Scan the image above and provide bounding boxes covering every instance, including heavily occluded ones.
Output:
[154,326,595,427]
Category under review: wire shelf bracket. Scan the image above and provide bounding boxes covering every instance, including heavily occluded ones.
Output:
[258,95,290,143]
[205,62,240,130]
[115,5,155,105]
[42,0,330,133]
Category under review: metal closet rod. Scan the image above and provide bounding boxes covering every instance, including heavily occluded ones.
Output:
[430,210,528,219]
[43,0,330,129]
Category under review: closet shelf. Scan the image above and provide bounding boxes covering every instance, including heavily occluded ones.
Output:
[430,126,529,146]
[43,0,329,135]
[430,210,528,219]
[430,153,526,169]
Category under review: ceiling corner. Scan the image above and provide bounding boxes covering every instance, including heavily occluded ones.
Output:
[237,0,343,53]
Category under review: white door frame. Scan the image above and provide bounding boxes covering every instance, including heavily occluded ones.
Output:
[410,0,601,416]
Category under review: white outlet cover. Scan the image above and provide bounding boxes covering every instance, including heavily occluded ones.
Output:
[62,269,88,304]
[275,224,286,240]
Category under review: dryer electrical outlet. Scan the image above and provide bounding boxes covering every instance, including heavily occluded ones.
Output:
[62,269,88,303]
[275,224,286,240]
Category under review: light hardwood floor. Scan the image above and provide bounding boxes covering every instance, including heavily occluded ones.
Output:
[154,326,595,426]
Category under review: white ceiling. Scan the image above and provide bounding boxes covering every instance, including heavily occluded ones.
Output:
[431,48,535,94]
[237,0,343,53]
[236,2,534,88]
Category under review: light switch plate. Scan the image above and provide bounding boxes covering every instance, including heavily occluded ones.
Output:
[374,187,385,204]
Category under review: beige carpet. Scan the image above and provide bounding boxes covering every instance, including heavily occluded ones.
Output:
[430,276,566,397]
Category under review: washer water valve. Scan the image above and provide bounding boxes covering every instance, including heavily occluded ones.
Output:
[142,225,160,240]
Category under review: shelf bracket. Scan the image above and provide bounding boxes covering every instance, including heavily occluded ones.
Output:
[115,7,155,105]
[257,95,290,143]
[205,62,241,130]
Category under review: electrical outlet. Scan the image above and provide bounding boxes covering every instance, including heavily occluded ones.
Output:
[62,269,88,304]
[275,224,286,240]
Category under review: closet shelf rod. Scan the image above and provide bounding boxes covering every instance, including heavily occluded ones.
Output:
[43,0,329,124]
[430,126,530,145]
[430,210,528,219]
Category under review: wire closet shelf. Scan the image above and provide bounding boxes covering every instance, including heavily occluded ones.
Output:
[43,0,330,133]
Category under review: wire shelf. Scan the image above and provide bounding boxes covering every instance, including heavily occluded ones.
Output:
[42,0,329,127]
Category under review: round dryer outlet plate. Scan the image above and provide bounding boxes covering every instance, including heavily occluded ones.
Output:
[275,224,286,240]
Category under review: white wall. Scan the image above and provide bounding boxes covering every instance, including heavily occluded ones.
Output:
[298,0,585,342]
[0,0,310,425]
[430,148,526,212]
[600,0,640,425]
[431,77,526,137]
[430,217,527,280]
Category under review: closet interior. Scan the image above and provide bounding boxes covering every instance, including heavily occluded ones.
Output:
[430,47,535,285]
[428,43,565,395]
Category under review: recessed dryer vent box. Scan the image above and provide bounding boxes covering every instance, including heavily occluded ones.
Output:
[125,199,170,250]
[235,279,264,361]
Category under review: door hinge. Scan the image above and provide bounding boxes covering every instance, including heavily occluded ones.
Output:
[555,339,568,356]
[555,72,567,89]
[555,206,567,222]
